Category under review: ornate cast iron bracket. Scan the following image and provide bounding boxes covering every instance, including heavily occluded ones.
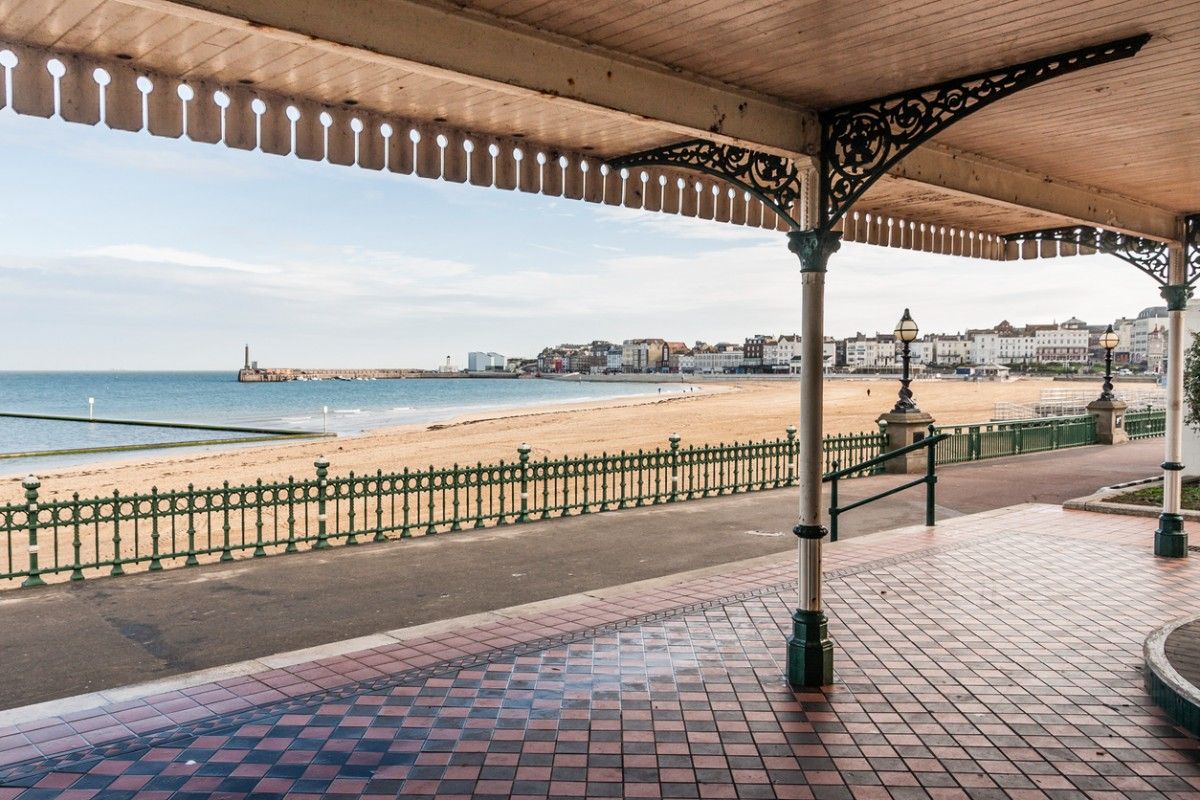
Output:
[1003,226,1174,284]
[607,140,806,229]
[608,35,1148,238]
[1004,220,1200,293]
[818,34,1149,230]
[1188,214,1200,279]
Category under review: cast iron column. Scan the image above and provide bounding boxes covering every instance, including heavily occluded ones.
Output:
[1157,245,1189,557]
[1100,347,1116,401]
[785,228,840,687]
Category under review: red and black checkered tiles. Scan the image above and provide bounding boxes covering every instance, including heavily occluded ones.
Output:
[2,506,1199,799]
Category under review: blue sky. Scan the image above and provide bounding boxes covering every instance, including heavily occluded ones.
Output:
[0,110,1161,370]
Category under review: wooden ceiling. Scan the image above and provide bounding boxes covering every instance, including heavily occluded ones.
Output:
[0,0,1193,244]
[0,0,672,154]
[463,0,1198,216]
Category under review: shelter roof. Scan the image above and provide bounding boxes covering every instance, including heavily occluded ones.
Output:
[0,0,1193,256]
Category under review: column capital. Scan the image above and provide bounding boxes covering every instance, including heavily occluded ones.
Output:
[1161,283,1192,311]
[787,229,842,273]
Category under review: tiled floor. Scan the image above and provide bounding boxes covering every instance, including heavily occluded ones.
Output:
[1166,620,1200,689]
[2,504,1198,799]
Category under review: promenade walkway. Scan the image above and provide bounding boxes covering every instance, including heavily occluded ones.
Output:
[0,441,1163,710]
[2,502,1198,799]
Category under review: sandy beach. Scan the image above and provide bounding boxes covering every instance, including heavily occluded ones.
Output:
[9,377,1068,503]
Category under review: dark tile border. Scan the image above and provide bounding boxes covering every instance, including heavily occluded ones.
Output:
[1144,613,1200,738]
[0,539,982,784]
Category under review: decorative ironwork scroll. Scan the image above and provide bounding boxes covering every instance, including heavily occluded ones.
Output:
[1188,214,1200,279]
[1003,226,1172,284]
[819,34,1149,229]
[608,139,806,228]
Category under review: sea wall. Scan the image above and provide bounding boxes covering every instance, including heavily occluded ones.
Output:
[238,368,519,382]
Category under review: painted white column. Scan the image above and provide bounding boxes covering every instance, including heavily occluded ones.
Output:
[1156,243,1189,557]
[796,267,825,613]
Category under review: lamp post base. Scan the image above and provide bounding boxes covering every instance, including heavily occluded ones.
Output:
[1086,398,1128,445]
[786,609,833,687]
[1155,513,1188,558]
[876,411,935,474]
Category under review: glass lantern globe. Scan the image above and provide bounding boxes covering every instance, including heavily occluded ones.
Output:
[1099,324,1119,351]
[894,308,919,343]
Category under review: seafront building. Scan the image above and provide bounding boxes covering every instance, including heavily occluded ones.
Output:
[517,309,1165,375]
[466,351,506,372]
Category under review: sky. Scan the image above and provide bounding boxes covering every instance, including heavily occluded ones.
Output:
[0,110,1164,371]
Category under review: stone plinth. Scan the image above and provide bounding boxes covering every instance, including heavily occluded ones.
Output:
[877,410,935,474]
[1087,398,1129,445]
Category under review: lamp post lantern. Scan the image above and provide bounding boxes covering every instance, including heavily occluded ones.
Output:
[875,308,935,475]
[891,308,920,414]
[1086,323,1129,448]
[1098,324,1119,401]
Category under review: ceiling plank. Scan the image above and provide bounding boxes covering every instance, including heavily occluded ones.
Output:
[891,145,1178,242]
[120,0,820,158]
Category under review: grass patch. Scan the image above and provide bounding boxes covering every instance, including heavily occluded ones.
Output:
[1109,483,1200,510]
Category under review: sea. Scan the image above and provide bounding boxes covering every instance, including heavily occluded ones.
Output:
[0,371,693,476]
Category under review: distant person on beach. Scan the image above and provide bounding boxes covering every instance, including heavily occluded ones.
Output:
[867,388,871,397]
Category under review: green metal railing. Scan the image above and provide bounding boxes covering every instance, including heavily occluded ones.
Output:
[1,427,888,587]
[1126,408,1167,440]
[825,428,949,541]
[822,430,889,476]
[933,414,1099,464]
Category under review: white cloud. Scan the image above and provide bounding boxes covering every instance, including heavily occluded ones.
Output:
[79,244,282,275]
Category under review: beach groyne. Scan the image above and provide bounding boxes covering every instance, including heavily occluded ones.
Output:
[0,411,331,460]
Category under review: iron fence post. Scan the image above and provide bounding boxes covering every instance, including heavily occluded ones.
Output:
[110,489,123,576]
[346,472,358,544]
[220,481,233,561]
[375,470,387,541]
[497,460,508,525]
[20,476,44,588]
[925,429,937,527]
[636,449,646,506]
[314,456,331,550]
[185,483,199,565]
[517,443,531,522]
[401,467,412,536]
[425,466,437,535]
[451,464,463,531]
[148,487,162,571]
[828,463,839,543]
[669,433,681,502]
[253,480,266,556]
[581,455,591,513]
[473,463,486,528]
[285,475,298,552]
[70,492,83,581]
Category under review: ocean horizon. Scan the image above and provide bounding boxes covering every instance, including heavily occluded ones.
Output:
[0,371,694,475]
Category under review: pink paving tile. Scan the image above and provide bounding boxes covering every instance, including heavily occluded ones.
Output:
[1,507,1197,800]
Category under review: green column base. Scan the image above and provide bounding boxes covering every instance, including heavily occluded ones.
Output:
[1155,513,1188,558]
[786,609,833,687]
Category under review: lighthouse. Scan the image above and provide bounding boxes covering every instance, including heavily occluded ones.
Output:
[244,344,250,370]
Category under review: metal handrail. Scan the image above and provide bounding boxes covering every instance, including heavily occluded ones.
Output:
[824,428,948,541]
